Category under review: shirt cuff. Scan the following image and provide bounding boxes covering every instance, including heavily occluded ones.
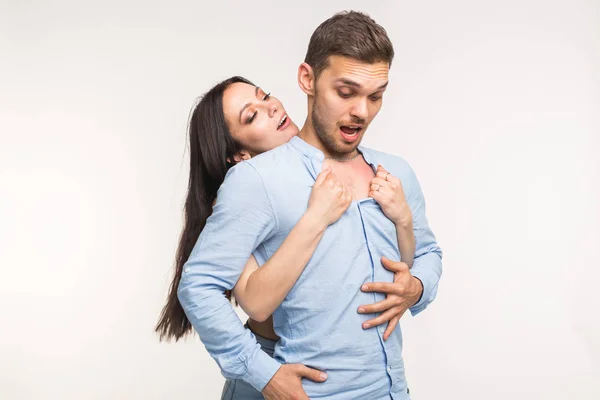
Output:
[413,276,424,305]
[410,273,429,315]
[242,347,282,392]
[408,254,441,316]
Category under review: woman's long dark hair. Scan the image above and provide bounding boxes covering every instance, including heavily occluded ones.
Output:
[155,76,254,342]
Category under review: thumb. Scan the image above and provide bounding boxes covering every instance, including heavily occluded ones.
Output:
[297,365,328,382]
[314,167,332,187]
[381,256,401,272]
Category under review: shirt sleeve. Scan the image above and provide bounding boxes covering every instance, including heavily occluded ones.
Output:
[404,164,443,316]
[177,162,281,391]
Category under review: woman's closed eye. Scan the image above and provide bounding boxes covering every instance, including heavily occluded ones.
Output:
[247,92,272,124]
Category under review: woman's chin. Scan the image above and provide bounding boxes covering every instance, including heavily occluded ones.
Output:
[286,124,300,139]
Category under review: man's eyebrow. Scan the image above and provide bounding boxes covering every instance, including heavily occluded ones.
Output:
[335,79,389,90]
[336,78,361,88]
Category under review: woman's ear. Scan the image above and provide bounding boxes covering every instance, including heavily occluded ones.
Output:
[227,150,252,165]
[298,62,316,96]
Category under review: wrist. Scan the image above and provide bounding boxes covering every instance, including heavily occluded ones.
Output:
[301,211,328,234]
[245,348,282,392]
[411,276,424,306]
[394,217,413,230]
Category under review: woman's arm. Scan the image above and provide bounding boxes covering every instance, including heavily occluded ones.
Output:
[233,167,351,322]
[370,164,415,268]
[364,164,417,340]
[395,218,415,268]
[233,213,326,322]
[236,204,415,323]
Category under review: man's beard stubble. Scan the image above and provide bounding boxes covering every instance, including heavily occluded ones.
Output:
[311,92,362,158]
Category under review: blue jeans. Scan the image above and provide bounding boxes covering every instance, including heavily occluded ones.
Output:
[220,329,277,400]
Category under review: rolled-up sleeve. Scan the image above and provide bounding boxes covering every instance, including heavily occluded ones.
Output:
[177,162,281,391]
[404,165,443,316]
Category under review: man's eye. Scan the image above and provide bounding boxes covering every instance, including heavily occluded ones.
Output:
[338,91,353,99]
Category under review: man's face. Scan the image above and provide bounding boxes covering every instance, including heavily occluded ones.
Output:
[311,55,389,157]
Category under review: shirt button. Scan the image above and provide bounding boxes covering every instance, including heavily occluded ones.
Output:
[387,366,392,373]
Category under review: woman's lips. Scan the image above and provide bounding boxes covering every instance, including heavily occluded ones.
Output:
[277,114,291,131]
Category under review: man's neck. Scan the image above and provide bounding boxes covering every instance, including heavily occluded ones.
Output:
[298,118,329,156]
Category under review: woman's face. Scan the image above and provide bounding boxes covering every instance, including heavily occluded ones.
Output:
[223,82,299,158]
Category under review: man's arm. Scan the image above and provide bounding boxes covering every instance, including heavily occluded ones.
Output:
[177,162,281,391]
[405,164,443,316]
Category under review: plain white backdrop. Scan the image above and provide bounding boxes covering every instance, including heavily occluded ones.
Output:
[1,0,599,399]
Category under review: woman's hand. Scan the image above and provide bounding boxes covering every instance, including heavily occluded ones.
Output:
[306,167,352,228]
[369,165,412,227]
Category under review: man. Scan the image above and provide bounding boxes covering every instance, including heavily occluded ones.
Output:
[178,11,442,400]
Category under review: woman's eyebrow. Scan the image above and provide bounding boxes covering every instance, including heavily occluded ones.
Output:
[239,87,261,122]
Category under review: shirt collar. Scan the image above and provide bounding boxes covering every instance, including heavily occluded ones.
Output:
[289,135,370,164]
[289,135,324,161]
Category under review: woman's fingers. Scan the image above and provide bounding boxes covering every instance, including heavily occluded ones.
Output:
[370,177,388,186]
[314,167,332,187]
[370,182,391,195]
[375,166,403,187]
[376,164,389,175]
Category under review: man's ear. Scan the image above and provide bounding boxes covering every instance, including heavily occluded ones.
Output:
[227,150,251,165]
[298,62,316,96]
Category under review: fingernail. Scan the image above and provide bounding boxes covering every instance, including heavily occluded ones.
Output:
[320,372,328,380]
[361,285,369,291]
[358,307,365,313]
[363,323,371,329]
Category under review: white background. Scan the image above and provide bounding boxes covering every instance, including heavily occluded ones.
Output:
[1,0,599,399]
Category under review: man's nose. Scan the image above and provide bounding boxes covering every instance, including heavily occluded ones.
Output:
[350,98,368,120]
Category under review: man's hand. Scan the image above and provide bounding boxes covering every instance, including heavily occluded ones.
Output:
[357,256,423,340]
[262,364,327,400]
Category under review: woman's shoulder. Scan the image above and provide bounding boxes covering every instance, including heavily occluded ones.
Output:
[246,142,298,170]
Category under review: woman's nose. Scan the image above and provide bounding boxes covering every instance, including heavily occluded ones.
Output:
[268,101,278,118]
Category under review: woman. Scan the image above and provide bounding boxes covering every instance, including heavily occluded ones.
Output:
[155,76,415,399]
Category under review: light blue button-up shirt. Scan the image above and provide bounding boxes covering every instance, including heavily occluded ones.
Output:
[178,136,442,400]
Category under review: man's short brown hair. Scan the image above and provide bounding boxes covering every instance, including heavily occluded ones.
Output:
[304,11,395,79]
